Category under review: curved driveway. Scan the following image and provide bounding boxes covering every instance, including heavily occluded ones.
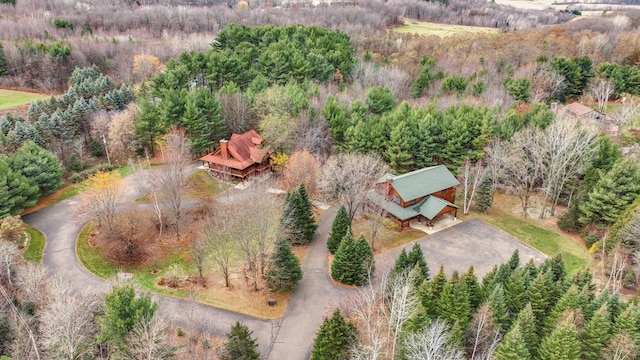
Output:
[22,168,355,359]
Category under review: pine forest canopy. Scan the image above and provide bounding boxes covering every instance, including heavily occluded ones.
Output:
[152,24,355,94]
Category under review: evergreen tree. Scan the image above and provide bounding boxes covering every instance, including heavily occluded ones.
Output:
[281,184,318,245]
[311,309,358,360]
[430,265,448,300]
[488,284,510,332]
[6,140,63,195]
[527,271,556,336]
[365,86,397,114]
[462,265,483,311]
[481,265,498,297]
[580,158,640,226]
[384,122,416,173]
[475,177,493,213]
[494,322,531,360]
[327,205,351,254]
[508,249,520,271]
[515,303,539,358]
[437,272,471,344]
[544,284,581,333]
[323,95,348,143]
[0,158,39,218]
[331,233,374,286]
[505,270,527,317]
[135,99,167,156]
[181,88,225,155]
[394,248,410,275]
[406,242,430,283]
[220,322,260,360]
[538,314,581,360]
[613,303,640,340]
[264,236,303,292]
[97,285,157,343]
[0,43,7,76]
[581,304,612,360]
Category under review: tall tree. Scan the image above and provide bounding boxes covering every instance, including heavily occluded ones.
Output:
[385,122,416,174]
[135,99,167,157]
[264,236,303,292]
[581,304,612,360]
[0,158,39,218]
[537,313,581,360]
[327,205,351,254]
[98,285,157,344]
[311,309,358,360]
[220,322,260,360]
[181,88,225,155]
[6,140,63,195]
[331,233,374,286]
[494,321,530,360]
[281,183,317,245]
[75,171,123,233]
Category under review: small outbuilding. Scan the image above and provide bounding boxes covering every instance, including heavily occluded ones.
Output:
[364,165,460,230]
[199,129,273,181]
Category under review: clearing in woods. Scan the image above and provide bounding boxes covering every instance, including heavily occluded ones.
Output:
[0,89,51,111]
[393,18,500,37]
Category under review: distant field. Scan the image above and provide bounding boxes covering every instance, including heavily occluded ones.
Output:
[393,19,500,37]
[0,89,50,110]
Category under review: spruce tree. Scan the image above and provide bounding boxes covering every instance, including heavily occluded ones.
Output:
[311,309,358,360]
[488,284,510,332]
[515,303,539,358]
[264,236,303,292]
[462,265,483,311]
[407,242,430,283]
[538,314,581,360]
[281,184,318,246]
[220,322,260,360]
[544,284,581,334]
[505,270,527,317]
[430,265,448,300]
[580,158,640,226]
[527,271,555,336]
[436,272,470,344]
[494,322,531,360]
[581,304,612,360]
[327,205,351,254]
[332,233,373,286]
[613,303,640,340]
[0,43,7,76]
[508,249,520,271]
[393,248,410,275]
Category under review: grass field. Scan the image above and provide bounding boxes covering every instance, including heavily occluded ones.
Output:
[0,89,50,110]
[393,19,500,37]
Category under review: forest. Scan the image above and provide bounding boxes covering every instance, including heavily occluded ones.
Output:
[1,0,640,358]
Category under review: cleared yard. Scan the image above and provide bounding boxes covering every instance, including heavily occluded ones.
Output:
[0,89,50,110]
[393,19,500,37]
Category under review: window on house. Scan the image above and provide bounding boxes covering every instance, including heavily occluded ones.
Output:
[441,189,447,196]
[392,196,400,205]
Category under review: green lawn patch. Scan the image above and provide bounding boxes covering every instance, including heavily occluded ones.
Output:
[23,225,45,262]
[76,222,189,297]
[476,209,590,275]
[0,89,50,110]
[136,169,227,202]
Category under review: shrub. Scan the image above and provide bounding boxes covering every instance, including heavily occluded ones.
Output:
[584,232,600,248]
[53,19,75,31]
[623,268,636,289]
[90,139,104,157]
[68,153,83,171]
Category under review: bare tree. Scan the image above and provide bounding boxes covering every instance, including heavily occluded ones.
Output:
[589,76,615,114]
[363,209,385,251]
[465,303,501,360]
[349,278,389,360]
[41,279,99,360]
[0,241,19,285]
[205,210,235,288]
[107,104,138,162]
[124,314,176,360]
[76,171,124,232]
[603,331,638,360]
[191,235,208,284]
[529,63,566,103]
[606,244,627,293]
[402,319,466,360]
[608,101,640,137]
[283,149,319,192]
[458,158,486,215]
[386,270,420,359]
[219,92,254,135]
[484,139,509,193]
[155,128,191,241]
[320,152,388,219]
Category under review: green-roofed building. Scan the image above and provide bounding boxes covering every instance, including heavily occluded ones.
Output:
[364,165,460,230]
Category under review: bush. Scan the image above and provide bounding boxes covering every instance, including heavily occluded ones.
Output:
[68,153,83,171]
[53,19,75,31]
[584,232,600,248]
[623,268,636,289]
[90,139,104,157]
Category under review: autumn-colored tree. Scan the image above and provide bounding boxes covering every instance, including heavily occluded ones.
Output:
[77,171,123,232]
[107,104,138,161]
[132,54,163,82]
[283,149,318,192]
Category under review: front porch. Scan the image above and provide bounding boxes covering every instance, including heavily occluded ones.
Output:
[409,213,461,235]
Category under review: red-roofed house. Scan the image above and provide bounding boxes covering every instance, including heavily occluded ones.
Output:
[199,130,273,181]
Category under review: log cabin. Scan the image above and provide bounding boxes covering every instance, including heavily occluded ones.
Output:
[364,165,460,230]
[199,129,273,181]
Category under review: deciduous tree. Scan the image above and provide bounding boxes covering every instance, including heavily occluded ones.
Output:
[77,171,123,232]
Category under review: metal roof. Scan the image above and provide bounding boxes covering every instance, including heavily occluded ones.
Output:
[386,165,460,201]
[366,190,458,221]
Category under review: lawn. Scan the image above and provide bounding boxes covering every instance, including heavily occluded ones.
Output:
[136,169,229,201]
[23,225,45,262]
[393,19,500,37]
[0,89,51,110]
[471,192,591,275]
[351,215,424,253]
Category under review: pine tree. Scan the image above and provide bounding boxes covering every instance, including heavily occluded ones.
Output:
[527,271,556,337]
[327,205,351,254]
[394,248,410,275]
[0,158,39,218]
[581,304,612,360]
[544,285,581,333]
[508,249,520,271]
[0,43,7,76]
[281,184,318,245]
[437,273,471,344]
[505,270,527,317]
[430,265,448,300]
[384,122,416,174]
[135,99,167,156]
[220,322,260,360]
[462,265,483,311]
[331,233,368,286]
[515,303,539,358]
[494,322,531,360]
[264,236,303,292]
[181,88,225,155]
[488,284,510,332]
[475,177,493,213]
[580,158,640,226]
[354,235,375,285]
[538,314,581,360]
[6,140,63,195]
[311,309,358,360]
[406,242,430,283]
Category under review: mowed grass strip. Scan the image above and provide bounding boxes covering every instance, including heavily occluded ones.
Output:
[393,19,500,37]
[23,225,45,262]
[0,89,50,110]
[475,208,590,275]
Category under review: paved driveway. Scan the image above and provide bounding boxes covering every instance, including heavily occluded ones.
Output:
[376,218,547,279]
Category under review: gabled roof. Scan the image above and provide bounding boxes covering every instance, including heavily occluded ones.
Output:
[565,102,594,117]
[384,165,460,201]
[366,190,458,221]
[199,129,272,171]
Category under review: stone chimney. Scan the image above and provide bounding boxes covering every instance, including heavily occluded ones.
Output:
[220,139,229,160]
[385,175,393,200]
